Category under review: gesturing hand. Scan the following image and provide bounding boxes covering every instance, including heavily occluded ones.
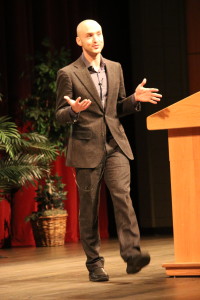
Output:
[134,78,162,104]
[64,96,92,113]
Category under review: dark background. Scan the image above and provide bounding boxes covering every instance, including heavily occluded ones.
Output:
[0,0,199,236]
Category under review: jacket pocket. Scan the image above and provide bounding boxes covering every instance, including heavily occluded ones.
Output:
[73,130,93,140]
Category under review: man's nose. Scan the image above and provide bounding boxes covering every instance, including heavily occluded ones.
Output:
[93,34,99,42]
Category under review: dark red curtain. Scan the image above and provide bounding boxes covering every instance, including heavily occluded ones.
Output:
[0,0,109,248]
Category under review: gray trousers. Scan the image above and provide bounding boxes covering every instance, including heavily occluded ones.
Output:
[75,139,141,271]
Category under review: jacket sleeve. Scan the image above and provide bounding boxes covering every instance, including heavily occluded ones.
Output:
[117,64,141,118]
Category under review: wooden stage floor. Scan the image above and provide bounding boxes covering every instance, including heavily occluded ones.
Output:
[0,235,200,300]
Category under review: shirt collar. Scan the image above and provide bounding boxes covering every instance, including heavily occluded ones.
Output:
[81,53,106,71]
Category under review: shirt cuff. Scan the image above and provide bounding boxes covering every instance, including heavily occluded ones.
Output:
[131,94,141,111]
[69,107,79,122]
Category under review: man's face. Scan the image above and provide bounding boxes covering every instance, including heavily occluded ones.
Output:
[76,21,104,57]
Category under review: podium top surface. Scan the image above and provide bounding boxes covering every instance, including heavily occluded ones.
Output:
[147,91,200,130]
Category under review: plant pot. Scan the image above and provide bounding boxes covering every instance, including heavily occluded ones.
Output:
[31,214,67,247]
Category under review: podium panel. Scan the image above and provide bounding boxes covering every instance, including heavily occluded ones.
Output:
[168,128,200,262]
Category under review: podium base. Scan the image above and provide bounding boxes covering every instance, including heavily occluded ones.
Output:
[162,263,200,276]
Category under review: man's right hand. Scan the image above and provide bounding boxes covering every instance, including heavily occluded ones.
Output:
[64,96,92,113]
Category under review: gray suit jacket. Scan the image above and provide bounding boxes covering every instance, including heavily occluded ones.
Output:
[56,56,141,168]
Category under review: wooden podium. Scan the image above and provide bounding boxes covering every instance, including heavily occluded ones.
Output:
[147,91,200,276]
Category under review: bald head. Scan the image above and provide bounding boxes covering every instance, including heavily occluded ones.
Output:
[76,19,104,58]
[76,20,102,37]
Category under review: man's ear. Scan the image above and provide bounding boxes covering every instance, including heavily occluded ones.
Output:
[76,36,82,46]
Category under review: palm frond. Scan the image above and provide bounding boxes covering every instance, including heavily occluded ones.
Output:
[0,116,21,158]
[8,132,58,159]
[0,159,50,191]
[0,116,58,200]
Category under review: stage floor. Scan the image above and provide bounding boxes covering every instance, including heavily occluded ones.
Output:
[0,235,200,300]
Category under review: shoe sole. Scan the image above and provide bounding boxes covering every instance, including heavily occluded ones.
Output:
[89,276,109,282]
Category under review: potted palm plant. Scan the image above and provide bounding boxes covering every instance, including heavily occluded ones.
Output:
[0,115,63,248]
[0,115,68,247]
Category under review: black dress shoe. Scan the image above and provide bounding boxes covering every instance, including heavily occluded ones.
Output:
[89,267,109,282]
[126,252,150,274]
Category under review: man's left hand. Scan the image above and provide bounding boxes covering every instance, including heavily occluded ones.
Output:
[134,78,162,104]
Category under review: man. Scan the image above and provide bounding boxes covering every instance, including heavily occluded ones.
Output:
[56,19,162,282]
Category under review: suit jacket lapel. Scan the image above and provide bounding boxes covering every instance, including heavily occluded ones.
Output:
[73,57,104,111]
